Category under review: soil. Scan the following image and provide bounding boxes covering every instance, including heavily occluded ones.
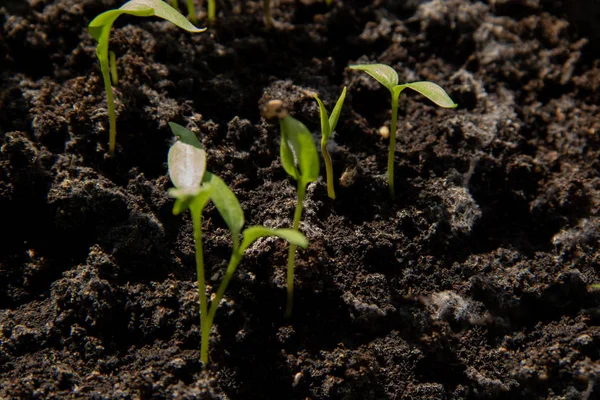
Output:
[1,0,599,398]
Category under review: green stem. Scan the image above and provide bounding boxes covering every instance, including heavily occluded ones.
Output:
[99,57,117,154]
[388,93,399,198]
[321,138,335,199]
[190,206,208,364]
[109,51,118,86]
[206,0,214,24]
[202,251,243,358]
[169,0,180,11]
[187,0,198,24]
[285,181,306,318]
[263,0,273,28]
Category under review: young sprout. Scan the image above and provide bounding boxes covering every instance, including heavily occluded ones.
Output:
[88,0,205,154]
[314,87,346,199]
[167,122,307,364]
[267,103,320,317]
[349,64,457,197]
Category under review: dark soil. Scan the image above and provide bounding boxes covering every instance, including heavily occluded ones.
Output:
[1,0,599,398]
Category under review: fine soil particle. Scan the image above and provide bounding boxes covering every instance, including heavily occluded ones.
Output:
[1,0,599,398]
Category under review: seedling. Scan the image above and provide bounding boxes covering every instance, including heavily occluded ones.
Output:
[88,0,204,154]
[277,112,320,317]
[314,87,346,199]
[167,122,307,364]
[349,64,457,197]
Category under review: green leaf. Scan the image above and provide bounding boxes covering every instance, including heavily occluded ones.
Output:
[349,64,398,91]
[239,226,308,253]
[169,186,213,215]
[401,82,457,108]
[328,86,347,133]
[167,122,206,190]
[280,133,299,180]
[203,172,245,249]
[314,94,331,141]
[280,116,320,184]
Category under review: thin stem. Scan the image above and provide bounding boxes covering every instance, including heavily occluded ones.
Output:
[203,252,243,348]
[109,51,118,86]
[321,137,335,199]
[99,57,117,153]
[285,181,306,318]
[187,0,198,24]
[263,0,273,28]
[190,207,208,364]
[206,0,214,24]
[388,94,399,198]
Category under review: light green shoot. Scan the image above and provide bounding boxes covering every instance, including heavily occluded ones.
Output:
[349,64,457,198]
[88,0,205,154]
[278,116,320,317]
[167,122,307,364]
[109,51,118,85]
[314,87,346,199]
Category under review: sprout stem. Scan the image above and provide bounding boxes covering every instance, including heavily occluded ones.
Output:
[263,0,273,28]
[190,206,209,364]
[388,94,399,198]
[321,138,335,199]
[285,181,306,317]
[187,0,198,24]
[109,51,118,86]
[169,0,180,11]
[99,57,117,153]
[206,0,214,24]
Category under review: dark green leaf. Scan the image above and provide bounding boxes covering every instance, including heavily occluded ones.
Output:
[280,116,320,184]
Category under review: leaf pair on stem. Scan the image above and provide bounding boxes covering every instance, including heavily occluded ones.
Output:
[349,64,457,197]
[167,123,307,364]
[88,0,205,153]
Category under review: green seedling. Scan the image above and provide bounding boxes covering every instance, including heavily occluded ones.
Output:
[278,115,320,317]
[314,87,346,199]
[349,64,457,197]
[168,0,179,11]
[167,122,307,364]
[88,0,204,154]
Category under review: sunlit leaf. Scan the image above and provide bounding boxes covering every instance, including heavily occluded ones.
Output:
[402,81,457,108]
[349,64,398,91]
[167,122,206,190]
[239,227,308,253]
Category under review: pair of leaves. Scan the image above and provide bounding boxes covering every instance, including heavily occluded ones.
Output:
[89,0,204,62]
[314,87,346,143]
[349,64,457,108]
[167,122,307,252]
[279,116,320,184]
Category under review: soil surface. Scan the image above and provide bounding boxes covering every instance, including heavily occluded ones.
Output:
[1,0,599,398]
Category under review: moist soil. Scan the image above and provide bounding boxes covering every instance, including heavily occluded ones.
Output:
[1,0,599,398]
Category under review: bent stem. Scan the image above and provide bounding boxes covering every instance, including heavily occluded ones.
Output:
[387,93,399,198]
[190,205,209,364]
[202,251,243,362]
[321,138,335,199]
[285,181,306,318]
